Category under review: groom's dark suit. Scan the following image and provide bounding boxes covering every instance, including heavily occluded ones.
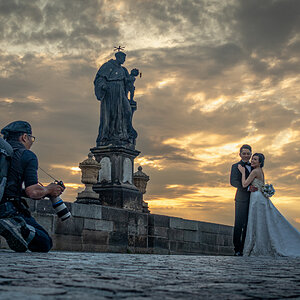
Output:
[230,160,252,254]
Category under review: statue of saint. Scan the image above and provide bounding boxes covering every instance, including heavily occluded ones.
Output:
[94,51,137,148]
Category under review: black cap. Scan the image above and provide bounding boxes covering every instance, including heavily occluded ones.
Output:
[1,121,32,138]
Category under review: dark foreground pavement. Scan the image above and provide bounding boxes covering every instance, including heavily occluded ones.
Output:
[0,250,299,299]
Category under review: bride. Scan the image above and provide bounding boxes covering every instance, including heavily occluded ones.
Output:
[238,153,300,257]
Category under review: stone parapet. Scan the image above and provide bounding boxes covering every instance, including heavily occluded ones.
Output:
[0,199,234,255]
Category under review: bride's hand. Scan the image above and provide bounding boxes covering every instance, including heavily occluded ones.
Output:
[238,164,245,173]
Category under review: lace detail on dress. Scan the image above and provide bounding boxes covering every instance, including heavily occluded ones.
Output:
[251,178,264,190]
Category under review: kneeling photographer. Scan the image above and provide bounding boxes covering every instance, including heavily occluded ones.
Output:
[0,121,64,252]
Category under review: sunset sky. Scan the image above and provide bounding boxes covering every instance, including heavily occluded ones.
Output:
[1,0,299,230]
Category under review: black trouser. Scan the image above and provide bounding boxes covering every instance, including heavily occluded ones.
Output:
[233,201,249,253]
[20,213,53,252]
[0,200,52,252]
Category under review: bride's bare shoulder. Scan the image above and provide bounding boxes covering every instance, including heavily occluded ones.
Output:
[251,168,259,174]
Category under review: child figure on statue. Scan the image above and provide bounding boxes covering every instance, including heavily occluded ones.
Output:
[127,68,139,101]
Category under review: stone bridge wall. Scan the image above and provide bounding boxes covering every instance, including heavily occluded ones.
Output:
[0,199,234,255]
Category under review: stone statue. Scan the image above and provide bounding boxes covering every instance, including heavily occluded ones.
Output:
[126,68,139,102]
[94,51,138,148]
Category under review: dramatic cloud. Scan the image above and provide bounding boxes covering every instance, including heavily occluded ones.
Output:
[0,0,299,229]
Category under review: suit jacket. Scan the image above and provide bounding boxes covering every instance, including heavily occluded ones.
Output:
[230,160,252,202]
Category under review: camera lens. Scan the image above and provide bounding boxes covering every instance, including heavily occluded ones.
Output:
[51,197,71,221]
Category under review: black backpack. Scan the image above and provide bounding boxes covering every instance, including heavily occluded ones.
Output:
[0,137,14,202]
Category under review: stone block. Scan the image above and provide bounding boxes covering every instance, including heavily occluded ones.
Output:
[82,229,109,245]
[114,221,129,233]
[107,245,128,253]
[168,228,184,241]
[153,248,169,255]
[128,219,137,235]
[84,219,114,232]
[218,245,234,256]
[170,217,197,231]
[109,231,128,246]
[201,232,218,245]
[188,243,208,254]
[136,214,148,227]
[148,214,169,227]
[134,247,152,254]
[148,237,169,250]
[24,198,36,212]
[55,216,84,236]
[169,241,177,252]
[128,211,138,222]
[224,235,234,247]
[183,230,198,242]
[205,244,219,254]
[102,206,129,223]
[176,241,190,253]
[216,234,224,246]
[193,243,219,255]
[219,224,233,235]
[128,235,135,247]
[93,184,143,212]
[148,226,154,236]
[36,199,53,214]
[82,244,109,252]
[198,221,220,234]
[52,234,83,251]
[190,242,203,253]
[153,226,168,238]
[137,225,147,236]
[72,203,102,219]
[135,236,147,248]
[34,214,55,234]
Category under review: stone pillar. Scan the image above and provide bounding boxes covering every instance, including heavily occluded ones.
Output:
[76,153,101,204]
[133,166,150,213]
[91,146,143,212]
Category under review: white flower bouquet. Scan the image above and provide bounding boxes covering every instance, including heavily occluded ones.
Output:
[262,183,275,198]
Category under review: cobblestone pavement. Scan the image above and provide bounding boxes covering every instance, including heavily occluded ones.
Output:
[0,250,299,299]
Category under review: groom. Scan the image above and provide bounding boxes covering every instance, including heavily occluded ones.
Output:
[230,144,255,256]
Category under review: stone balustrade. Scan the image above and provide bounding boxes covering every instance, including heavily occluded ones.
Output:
[0,199,234,255]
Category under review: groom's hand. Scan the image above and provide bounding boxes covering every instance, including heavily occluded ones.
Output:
[249,185,258,192]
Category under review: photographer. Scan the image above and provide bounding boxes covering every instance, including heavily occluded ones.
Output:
[0,121,64,252]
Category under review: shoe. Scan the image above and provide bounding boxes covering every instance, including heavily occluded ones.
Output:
[234,251,243,256]
[0,216,28,252]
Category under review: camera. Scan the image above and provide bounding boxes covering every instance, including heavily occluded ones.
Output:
[50,180,71,221]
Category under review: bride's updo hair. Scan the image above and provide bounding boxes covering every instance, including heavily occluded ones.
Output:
[253,153,265,168]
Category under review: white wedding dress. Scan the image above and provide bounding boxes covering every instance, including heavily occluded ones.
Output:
[243,178,300,257]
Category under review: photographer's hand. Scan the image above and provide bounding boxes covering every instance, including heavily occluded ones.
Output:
[25,182,63,199]
[46,183,64,198]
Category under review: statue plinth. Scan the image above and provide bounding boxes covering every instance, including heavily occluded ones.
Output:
[90,145,143,212]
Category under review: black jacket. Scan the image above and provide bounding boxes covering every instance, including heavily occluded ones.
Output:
[230,160,251,202]
[4,141,38,199]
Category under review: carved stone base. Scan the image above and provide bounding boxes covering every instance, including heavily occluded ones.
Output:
[90,145,143,211]
[76,183,100,203]
[93,184,143,212]
[142,201,150,214]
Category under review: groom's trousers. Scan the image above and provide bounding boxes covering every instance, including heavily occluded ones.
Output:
[233,201,249,253]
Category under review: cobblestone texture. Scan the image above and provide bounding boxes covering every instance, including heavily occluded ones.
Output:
[0,250,299,299]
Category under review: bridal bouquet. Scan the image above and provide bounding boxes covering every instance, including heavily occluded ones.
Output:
[262,183,275,198]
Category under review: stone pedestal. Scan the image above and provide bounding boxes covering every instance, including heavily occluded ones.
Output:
[76,153,101,204]
[133,166,150,213]
[90,146,143,212]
